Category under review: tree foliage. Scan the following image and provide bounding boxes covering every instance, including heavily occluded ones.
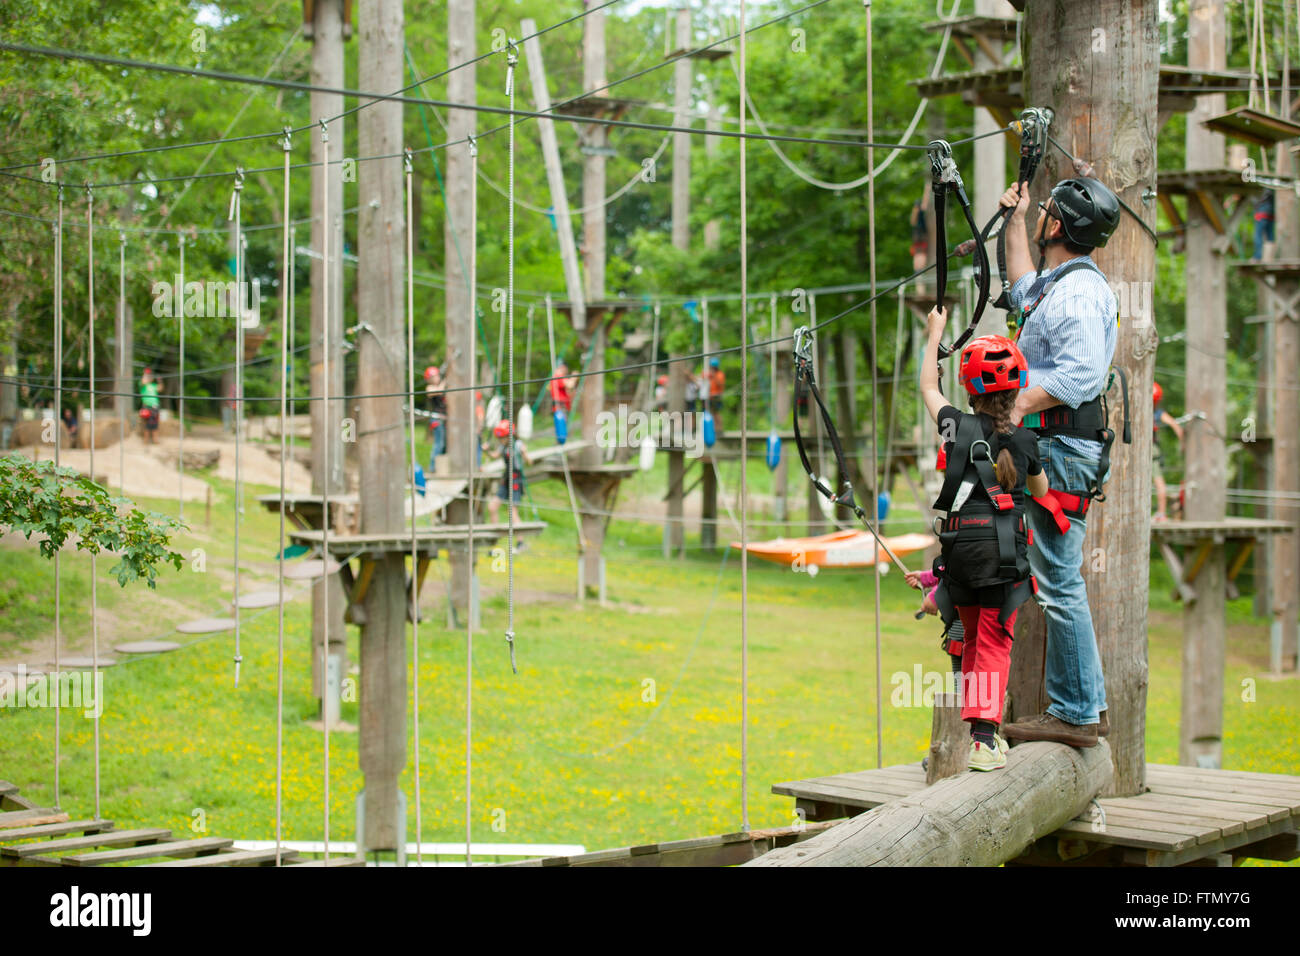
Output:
[0,455,185,588]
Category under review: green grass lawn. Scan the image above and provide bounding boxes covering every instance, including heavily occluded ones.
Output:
[1,455,1297,863]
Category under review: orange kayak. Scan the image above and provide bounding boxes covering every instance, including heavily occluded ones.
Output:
[733,529,935,572]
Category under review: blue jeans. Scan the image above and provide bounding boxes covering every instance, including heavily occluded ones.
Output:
[1026,436,1108,725]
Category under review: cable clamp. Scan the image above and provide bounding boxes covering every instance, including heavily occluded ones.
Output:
[467,134,478,158]
[404,147,413,174]
[505,41,518,96]
[282,125,292,152]
[319,118,329,143]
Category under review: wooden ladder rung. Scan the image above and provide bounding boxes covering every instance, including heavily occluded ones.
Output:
[0,808,71,829]
[4,828,171,859]
[0,819,113,842]
[62,836,233,866]
[143,848,301,867]
[288,857,366,867]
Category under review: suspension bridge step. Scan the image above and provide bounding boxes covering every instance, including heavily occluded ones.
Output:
[287,857,366,867]
[176,617,237,634]
[232,590,284,609]
[143,847,301,867]
[282,559,342,580]
[47,656,116,669]
[0,819,113,842]
[3,827,172,859]
[0,808,71,829]
[61,836,234,866]
[114,641,181,654]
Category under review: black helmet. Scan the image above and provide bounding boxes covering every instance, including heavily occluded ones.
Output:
[1048,177,1121,248]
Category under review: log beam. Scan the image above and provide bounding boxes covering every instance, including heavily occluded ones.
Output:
[746,741,1112,866]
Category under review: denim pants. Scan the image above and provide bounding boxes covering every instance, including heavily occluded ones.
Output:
[1026,436,1108,725]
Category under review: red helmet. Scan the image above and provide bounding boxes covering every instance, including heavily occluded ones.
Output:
[424,365,438,381]
[1153,381,1163,404]
[493,420,512,438]
[959,335,1028,395]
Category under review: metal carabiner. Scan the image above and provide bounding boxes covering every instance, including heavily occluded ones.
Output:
[927,139,958,188]
[969,438,993,464]
[793,325,814,366]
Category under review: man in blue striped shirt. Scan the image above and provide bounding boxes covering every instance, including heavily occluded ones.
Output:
[994,176,1121,749]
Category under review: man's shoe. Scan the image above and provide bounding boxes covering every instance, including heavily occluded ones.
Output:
[1001,713,1098,748]
[968,737,1007,772]
[1096,710,1109,737]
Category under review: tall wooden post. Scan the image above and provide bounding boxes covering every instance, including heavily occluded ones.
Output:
[972,0,1016,339]
[1023,0,1159,798]
[1271,143,1300,671]
[445,0,476,621]
[308,0,348,712]
[1181,0,1228,767]
[114,297,133,426]
[356,0,407,852]
[671,6,692,253]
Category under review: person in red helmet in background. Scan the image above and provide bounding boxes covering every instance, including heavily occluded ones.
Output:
[488,419,530,527]
[1151,381,1184,521]
[919,310,1049,771]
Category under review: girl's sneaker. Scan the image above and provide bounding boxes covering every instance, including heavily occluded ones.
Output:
[968,736,1007,772]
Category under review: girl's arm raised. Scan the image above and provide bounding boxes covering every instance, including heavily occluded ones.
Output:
[919,307,950,425]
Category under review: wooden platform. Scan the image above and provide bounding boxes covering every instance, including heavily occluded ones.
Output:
[257,493,358,531]
[502,822,835,867]
[1202,106,1300,147]
[773,762,1300,867]
[1151,517,1293,602]
[0,782,320,867]
[922,14,1018,38]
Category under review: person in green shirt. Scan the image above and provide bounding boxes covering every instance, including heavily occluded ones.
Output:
[139,367,163,444]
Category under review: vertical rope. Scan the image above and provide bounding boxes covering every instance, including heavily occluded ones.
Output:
[466,133,479,866]
[739,0,750,834]
[177,233,185,523]
[228,168,245,688]
[274,128,291,866]
[865,0,883,770]
[1249,0,1260,108]
[548,294,585,551]
[319,119,332,861]
[118,232,125,497]
[404,147,424,867]
[87,184,100,819]
[505,43,519,676]
[769,293,777,430]
[53,187,62,810]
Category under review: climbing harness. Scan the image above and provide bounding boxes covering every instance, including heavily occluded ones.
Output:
[790,326,909,575]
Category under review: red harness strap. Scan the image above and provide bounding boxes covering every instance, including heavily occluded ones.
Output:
[1033,488,1092,535]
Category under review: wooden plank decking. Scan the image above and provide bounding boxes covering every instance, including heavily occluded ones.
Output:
[772,762,1300,867]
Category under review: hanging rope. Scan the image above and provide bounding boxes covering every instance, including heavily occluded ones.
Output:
[177,233,185,524]
[319,118,333,862]
[739,0,750,835]
[465,133,479,867]
[730,0,961,193]
[546,294,586,552]
[274,128,291,867]
[53,186,63,810]
[87,184,101,819]
[118,232,125,497]
[404,146,425,868]
[865,0,883,771]
[505,41,519,675]
[227,167,245,688]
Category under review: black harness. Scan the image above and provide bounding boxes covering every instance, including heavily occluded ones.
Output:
[1012,258,1133,503]
[930,414,1036,626]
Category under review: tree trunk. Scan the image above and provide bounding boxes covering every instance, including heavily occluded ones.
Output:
[748,741,1111,866]
[445,0,476,619]
[308,0,348,711]
[1181,0,1228,767]
[1024,0,1159,798]
[356,0,406,852]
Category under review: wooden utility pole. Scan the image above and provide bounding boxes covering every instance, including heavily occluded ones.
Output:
[1271,140,1300,672]
[445,0,476,623]
[307,0,348,716]
[522,21,586,333]
[671,6,692,252]
[1023,0,1159,798]
[355,0,407,853]
[972,0,1016,339]
[1181,0,1228,768]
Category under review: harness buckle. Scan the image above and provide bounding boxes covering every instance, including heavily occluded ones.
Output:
[993,493,1014,511]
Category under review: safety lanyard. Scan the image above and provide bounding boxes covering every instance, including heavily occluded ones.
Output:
[929,140,989,362]
[791,326,909,575]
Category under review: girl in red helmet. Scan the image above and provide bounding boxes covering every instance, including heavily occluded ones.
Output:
[488,419,531,526]
[918,307,1049,771]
